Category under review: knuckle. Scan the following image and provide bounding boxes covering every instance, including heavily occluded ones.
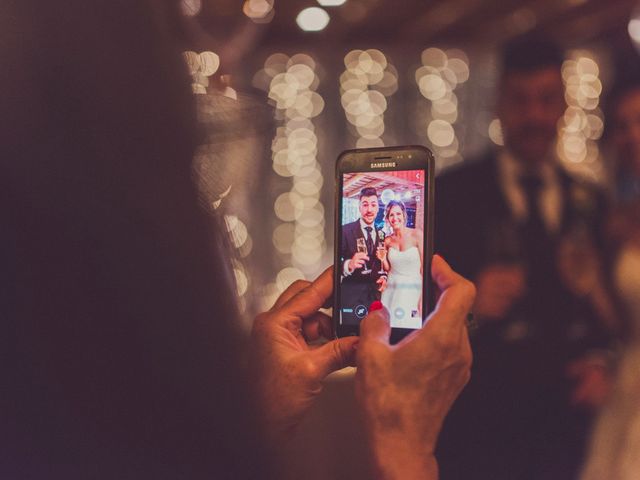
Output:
[432,333,456,356]
[463,278,477,302]
[300,356,320,380]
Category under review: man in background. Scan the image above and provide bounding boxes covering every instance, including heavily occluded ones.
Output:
[436,35,615,479]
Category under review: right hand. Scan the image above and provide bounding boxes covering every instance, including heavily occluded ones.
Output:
[348,251,370,272]
[473,264,525,320]
[355,255,475,479]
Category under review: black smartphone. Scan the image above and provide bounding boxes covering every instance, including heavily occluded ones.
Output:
[333,145,435,344]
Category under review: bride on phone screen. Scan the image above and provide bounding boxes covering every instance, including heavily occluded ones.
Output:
[379,200,424,328]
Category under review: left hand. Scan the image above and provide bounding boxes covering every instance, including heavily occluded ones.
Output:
[250,267,358,438]
[377,275,387,292]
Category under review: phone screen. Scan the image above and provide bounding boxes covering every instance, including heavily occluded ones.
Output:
[337,168,428,330]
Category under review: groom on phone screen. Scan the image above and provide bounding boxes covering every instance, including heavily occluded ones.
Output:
[340,187,386,323]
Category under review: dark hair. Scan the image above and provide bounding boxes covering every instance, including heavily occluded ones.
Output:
[501,34,564,76]
[384,200,406,221]
[359,187,378,200]
[2,1,266,477]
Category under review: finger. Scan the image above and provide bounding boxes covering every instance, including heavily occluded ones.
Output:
[424,255,476,330]
[270,279,311,311]
[311,337,359,378]
[359,307,391,345]
[318,313,334,339]
[280,266,333,318]
[432,255,476,313]
[302,312,333,341]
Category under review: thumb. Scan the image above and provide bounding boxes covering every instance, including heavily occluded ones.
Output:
[430,254,476,319]
[311,336,358,378]
[359,306,391,345]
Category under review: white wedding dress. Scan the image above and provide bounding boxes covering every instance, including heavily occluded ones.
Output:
[381,246,423,329]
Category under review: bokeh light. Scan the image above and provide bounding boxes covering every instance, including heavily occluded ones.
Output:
[488,118,504,146]
[317,0,347,6]
[558,51,603,171]
[180,0,201,17]
[297,7,330,31]
[262,52,328,291]
[233,265,249,297]
[414,47,468,168]
[243,0,274,22]
[182,51,220,94]
[629,16,640,46]
[340,48,398,147]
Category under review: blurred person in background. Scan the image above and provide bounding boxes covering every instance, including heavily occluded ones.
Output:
[1,0,475,479]
[579,73,640,480]
[436,35,617,479]
[603,77,640,329]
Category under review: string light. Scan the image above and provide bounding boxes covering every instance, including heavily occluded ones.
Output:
[257,52,328,307]
[340,49,398,148]
[557,51,603,171]
[182,51,220,94]
[415,48,469,169]
[180,0,201,17]
[317,0,347,6]
[243,0,275,22]
[296,7,330,31]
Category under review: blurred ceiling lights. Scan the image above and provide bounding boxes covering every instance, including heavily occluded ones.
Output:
[629,6,640,49]
[183,51,220,94]
[296,7,330,32]
[243,0,275,23]
[180,0,202,17]
[317,0,347,6]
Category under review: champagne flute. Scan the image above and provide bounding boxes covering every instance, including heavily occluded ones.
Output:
[356,237,371,274]
[376,230,387,274]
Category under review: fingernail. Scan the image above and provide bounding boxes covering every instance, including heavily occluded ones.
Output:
[369,300,383,312]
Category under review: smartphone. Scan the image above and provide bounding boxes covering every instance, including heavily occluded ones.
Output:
[333,145,435,344]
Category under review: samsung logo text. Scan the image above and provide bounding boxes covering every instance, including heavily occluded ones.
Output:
[371,162,397,168]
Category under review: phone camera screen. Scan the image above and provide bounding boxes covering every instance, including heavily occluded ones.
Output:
[338,169,427,329]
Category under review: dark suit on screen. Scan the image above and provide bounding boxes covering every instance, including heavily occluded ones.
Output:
[340,219,383,323]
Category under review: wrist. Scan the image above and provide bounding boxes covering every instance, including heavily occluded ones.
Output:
[364,411,440,480]
[367,433,438,480]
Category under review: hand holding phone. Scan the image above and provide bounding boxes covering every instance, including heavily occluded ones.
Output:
[251,268,358,437]
[355,255,474,478]
[334,145,435,344]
